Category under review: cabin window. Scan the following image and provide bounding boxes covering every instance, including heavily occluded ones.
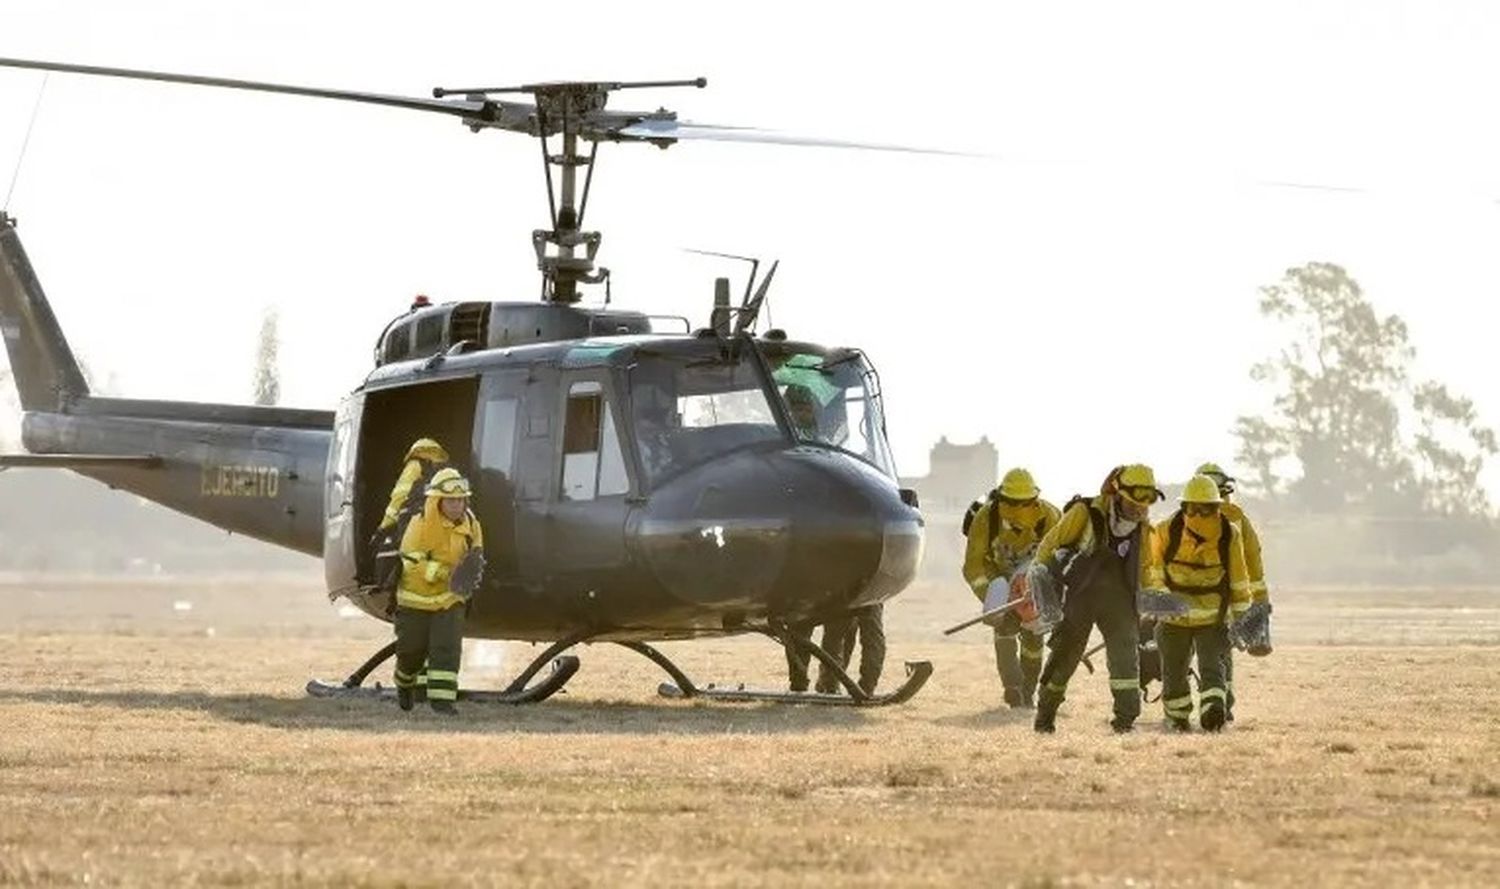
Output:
[561,381,628,500]
[480,398,518,477]
[414,312,445,354]
[384,324,412,363]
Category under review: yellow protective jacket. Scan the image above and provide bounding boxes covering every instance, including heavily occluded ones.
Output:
[962,496,1062,598]
[397,495,483,612]
[379,440,450,530]
[1220,500,1268,603]
[1151,511,1251,627]
[1033,495,1164,592]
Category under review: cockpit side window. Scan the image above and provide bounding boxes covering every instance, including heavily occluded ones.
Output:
[384,323,412,363]
[770,350,898,478]
[560,380,629,501]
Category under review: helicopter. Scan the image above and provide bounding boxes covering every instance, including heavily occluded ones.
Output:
[0,57,933,706]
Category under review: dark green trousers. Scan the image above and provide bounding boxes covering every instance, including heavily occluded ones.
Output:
[394,604,465,704]
[834,605,887,694]
[1158,622,1228,727]
[785,621,840,692]
[994,626,1044,700]
[1037,580,1140,725]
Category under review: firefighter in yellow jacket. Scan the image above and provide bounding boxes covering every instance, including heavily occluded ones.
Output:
[394,467,483,714]
[1033,464,1167,733]
[380,438,450,531]
[961,467,1062,708]
[1196,462,1269,722]
[1152,474,1251,731]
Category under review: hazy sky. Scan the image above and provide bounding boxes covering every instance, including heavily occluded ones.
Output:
[3,1,1499,501]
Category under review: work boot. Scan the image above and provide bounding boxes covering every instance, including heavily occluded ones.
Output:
[789,682,809,693]
[430,700,458,717]
[1166,717,1191,733]
[1003,687,1023,709]
[1033,698,1059,734]
[397,686,415,712]
[1110,716,1135,734]
[1200,705,1226,732]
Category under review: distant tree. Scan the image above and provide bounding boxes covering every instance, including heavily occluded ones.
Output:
[1236,262,1496,517]
[252,307,280,407]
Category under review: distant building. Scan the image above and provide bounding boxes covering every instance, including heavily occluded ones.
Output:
[902,436,997,581]
[901,435,998,518]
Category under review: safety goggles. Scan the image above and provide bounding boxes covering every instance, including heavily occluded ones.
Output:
[998,496,1037,508]
[1184,503,1220,518]
[1119,485,1162,505]
[430,479,471,497]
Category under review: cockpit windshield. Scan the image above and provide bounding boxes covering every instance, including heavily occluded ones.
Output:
[768,347,898,478]
[628,345,789,485]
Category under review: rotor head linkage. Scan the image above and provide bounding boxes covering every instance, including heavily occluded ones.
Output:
[432,77,706,98]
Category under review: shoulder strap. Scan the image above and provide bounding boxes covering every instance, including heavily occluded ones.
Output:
[961,500,982,537]
[987,496,1001,547]
[1215,516,1233,596]
[1165,512,1185,564]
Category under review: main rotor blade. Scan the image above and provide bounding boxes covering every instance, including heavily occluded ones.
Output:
[616,119,975,156]
[0,57,489,120]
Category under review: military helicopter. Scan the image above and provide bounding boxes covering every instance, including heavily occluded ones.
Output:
[0,57,932,706]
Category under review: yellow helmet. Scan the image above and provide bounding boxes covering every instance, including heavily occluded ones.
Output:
[425,467,472,498]
[406,437,450,463]
[1195,461,1236,496]
[1112,463,1162,521]
[998,467,1039,501]
[1180,474,1223,505]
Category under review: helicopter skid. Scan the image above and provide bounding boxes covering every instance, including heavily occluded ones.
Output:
[657,659,933,707]
[305,654,580,705]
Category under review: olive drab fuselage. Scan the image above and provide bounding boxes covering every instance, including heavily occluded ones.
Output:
[324,333,924,641]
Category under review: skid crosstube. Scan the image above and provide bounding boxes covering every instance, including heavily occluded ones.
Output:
[657,660,933,707]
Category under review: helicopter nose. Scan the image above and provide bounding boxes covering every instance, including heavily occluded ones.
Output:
[632,446,923,621]
[775,447,923,611]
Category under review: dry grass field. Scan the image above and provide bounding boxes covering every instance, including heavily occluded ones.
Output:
[2,574,1498,887]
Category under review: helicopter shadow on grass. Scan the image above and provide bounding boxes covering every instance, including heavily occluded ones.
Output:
[0,688,872,735]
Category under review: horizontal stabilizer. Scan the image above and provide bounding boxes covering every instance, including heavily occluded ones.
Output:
[0,453,163,470]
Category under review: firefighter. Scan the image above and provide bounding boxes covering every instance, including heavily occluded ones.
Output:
[1152,474,1251,731]
[371,438,450,595]
[380,438,450,533]
[961,467,1062,708]
[393,468,483,715]
[1032,464,1166,734]
[1196,461,1270,722]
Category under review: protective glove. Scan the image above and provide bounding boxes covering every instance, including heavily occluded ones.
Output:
[1231,601,1273,656]
[424,560,448,584]
[1137,588,1190,620]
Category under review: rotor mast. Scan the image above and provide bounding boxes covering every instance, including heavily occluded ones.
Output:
[433,78,707,303]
